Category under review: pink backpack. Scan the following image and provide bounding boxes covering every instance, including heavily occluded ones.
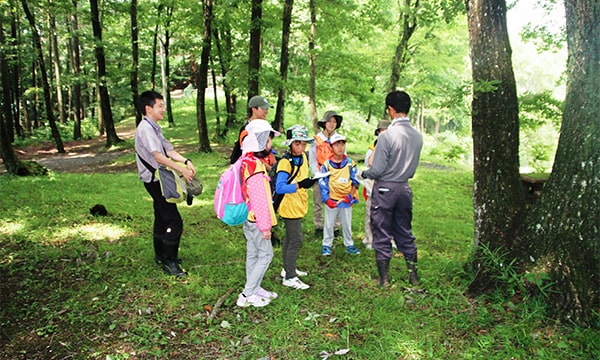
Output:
[214,157,248,226]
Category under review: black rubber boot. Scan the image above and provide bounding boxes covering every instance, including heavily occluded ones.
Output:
[405,253,419,285]
[162,243,187,277]
[376,260,390,287]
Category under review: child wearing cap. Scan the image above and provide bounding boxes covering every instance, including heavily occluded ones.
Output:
[309,111,343,236]
[236,120,280,307]
[274,125,317,290]
[362,120,390,249]
[318,134,360,255]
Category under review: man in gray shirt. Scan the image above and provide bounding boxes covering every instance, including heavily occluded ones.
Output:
[360,91,423,286]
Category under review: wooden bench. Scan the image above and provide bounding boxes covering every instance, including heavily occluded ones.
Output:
[521,174,548,204]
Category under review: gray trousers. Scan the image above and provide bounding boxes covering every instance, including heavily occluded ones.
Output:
[242,221,274,296]
[370,181,416,261]
[282,218,303,279]
[312,184,323,229]
[323,206,354,247]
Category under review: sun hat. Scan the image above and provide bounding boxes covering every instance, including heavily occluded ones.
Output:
[317,111,343,129]
[285,125,315,146]
[242,120,280,152]
[327,133,346,145]
[374,119,391,135]
[248,95,274,109]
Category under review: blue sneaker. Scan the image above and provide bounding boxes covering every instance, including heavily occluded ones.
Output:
[321,246,332,256]
[346,245,360,255]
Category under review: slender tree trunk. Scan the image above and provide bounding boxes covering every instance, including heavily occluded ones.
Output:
[21,0,65,153]
[386,0,418,117]
[151,22,159,89]
[210,56,221,133]
[163,5,174,127]
[213,25,236,134]
[196,0,212,152]
[130,0,141,125]
[49,9,65,124]
[308,0,317,132]
[247,0,263,99]
[89,0,121,147]
[70,0,82,139]
[273,0,294,132]
[9,8,23,138]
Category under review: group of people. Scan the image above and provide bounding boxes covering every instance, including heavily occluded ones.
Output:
[134,89,423,308]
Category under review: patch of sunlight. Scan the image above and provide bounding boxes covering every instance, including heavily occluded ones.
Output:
[56,223,130,241]
[0,220,25,235]
[393,339,424,359]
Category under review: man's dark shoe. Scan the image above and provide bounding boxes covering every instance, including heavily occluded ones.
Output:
[162,261,187,277]
[271,232,281,247]
[334,229,340,238]
[314,228,323,237]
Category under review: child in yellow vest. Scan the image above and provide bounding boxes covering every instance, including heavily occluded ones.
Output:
[318,134,360,255]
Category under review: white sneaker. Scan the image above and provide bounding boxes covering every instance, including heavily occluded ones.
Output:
[256,287,278,300]
[280,268,308,278]
[236,293,271,307]
[282,277,310,290]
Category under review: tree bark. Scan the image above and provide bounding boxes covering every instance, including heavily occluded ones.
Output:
[89,0,121,147]
[196,0,212,152]
[21,0,65,153]
[517,0,600,326]
[465,0,525,291]
[272,0,293,133]
[49,8,65,124]
[70,0,83,139]
[247,0,263,99]
[308,0,317,132]
[130,0,141,126]
[213,25,236,134]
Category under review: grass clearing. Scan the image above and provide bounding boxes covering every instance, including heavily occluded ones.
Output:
[1,112,598,359]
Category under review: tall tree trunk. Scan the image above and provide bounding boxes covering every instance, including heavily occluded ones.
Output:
[465,0,525,292]
[213,25,236,134]
[89,0,121,147]
[163,4,174,127]
[247,0,263,99]
[517,0,599,326]
[49,8,65,124]
[130,0,141,125]
[273,0,294,132]
[210,56,221,133]
[386,0,418,117]
[9,8,23,139]
[21,0,65,153]
[0,12,22,174]
[308,0,317,132]
[70,0,83,139]
[151,22,159,90]
[196,0,212,152]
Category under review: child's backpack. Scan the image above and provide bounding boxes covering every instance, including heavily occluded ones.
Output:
[214,156,248,226]
[269,152,302,212]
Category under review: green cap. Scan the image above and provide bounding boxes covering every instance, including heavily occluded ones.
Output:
[248,96,273,109]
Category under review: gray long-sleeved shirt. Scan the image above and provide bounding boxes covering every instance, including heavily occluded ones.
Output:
[362,117,423,183]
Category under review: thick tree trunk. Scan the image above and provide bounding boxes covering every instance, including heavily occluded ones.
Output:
[272,0,294,133]
[196,0,212,153]
[247,0,262,99]
[130,0,141,125]
[21,0,65,153]
[518,0,600,326]
[89,0,121,147]
[465,0,525,293]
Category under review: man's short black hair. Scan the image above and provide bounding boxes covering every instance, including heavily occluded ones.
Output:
[385,91,411,115]
[139,90,163,115]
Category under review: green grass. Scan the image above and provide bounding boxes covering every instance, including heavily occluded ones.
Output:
[1,105,598,359]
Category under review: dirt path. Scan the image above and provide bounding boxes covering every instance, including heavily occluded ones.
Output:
[7,122,139,174]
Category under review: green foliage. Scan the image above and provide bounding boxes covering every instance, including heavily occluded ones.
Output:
[518,91,563,131]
